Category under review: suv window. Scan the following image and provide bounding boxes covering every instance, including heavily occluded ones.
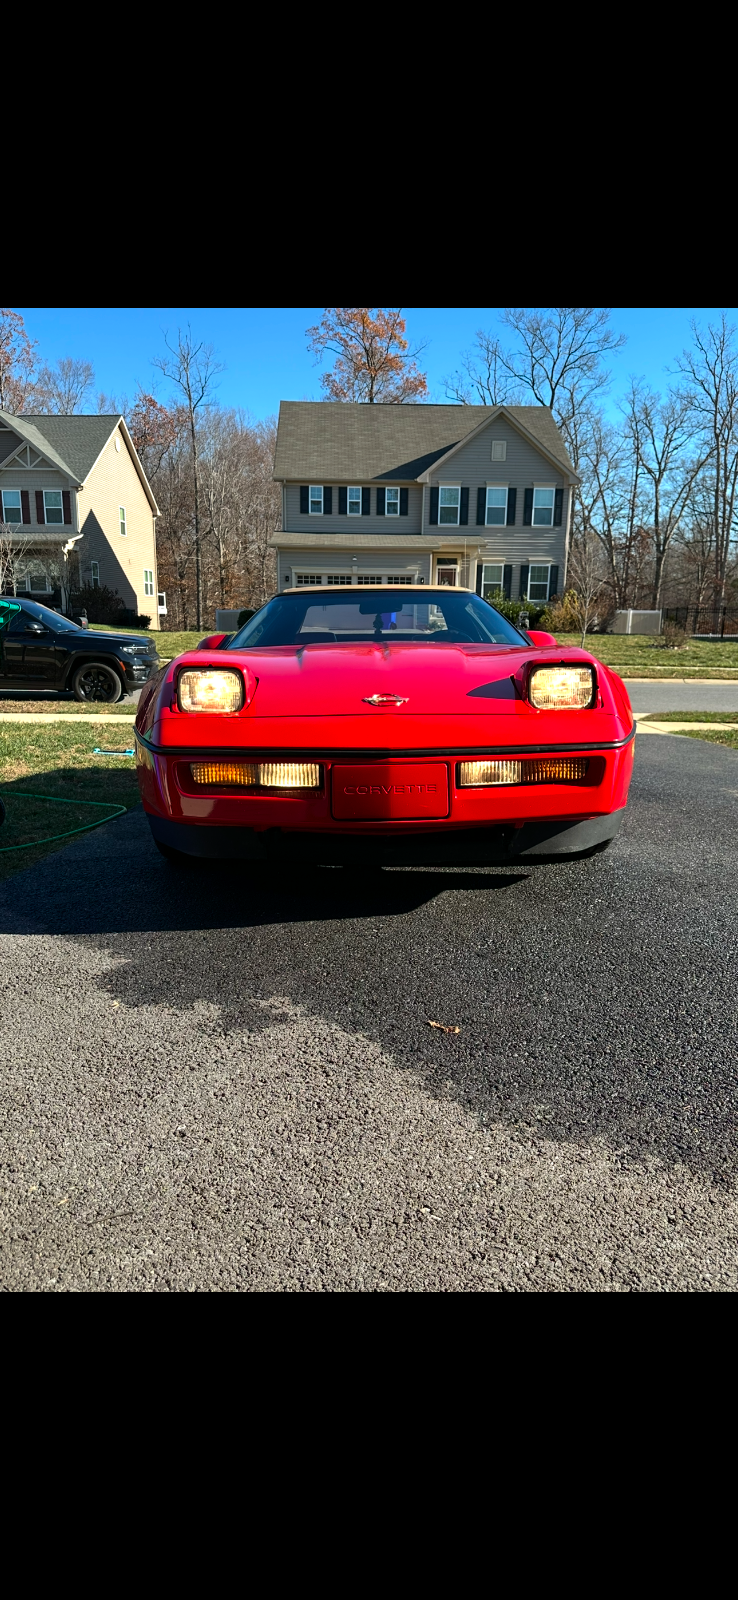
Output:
[9,601,79,633]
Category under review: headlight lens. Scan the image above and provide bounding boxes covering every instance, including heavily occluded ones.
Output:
[529,666,594,710]
[458,758,589,786]
[178,669,244,714]
[190,761,320,789]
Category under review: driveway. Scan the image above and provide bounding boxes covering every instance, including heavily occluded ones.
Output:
[1,732,737,1291]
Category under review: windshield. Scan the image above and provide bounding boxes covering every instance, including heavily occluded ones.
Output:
[4,599,81,633]
[230,591,526,649]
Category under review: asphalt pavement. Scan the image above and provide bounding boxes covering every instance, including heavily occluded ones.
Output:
[626,683,738,712]
[1,731,737,1291]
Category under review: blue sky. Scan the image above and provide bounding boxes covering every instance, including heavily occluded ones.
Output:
[18,307,738,419]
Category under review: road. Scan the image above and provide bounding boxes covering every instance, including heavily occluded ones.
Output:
[1,732,737,1291]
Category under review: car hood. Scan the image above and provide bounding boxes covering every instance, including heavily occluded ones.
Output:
[84,632,157,651]
[193,641,600,718]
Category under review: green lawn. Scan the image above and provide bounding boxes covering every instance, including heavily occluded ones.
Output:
[640,710,738,723]
[0,724,140,882]
[677,729,738,750]
[554,634,738,676]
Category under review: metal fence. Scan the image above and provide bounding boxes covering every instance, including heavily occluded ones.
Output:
[662,606,738,638]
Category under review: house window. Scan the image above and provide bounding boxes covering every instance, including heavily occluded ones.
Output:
[44,490,63,525]
[1,490,22,524]
[386,487,400,516]
[296,573,323,586]
[28,567,50,592]
[90,562,100,589]
[143,569,154,598]
[482,563,504,600]
[486,488,508,526]
[528,565,551,601]
[491,441,507,462]
[309,486,323,515]
[119,505,127,537]
[347,487,362,515]
[532,488,555,527]
[439,487,460,526]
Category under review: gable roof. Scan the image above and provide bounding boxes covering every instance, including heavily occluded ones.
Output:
[0,411,159,513]
[273,401,577,483]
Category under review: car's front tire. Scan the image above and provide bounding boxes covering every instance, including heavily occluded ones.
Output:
[72,662,123,703]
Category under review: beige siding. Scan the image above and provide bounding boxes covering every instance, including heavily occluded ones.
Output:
[80,425,159,626]
[284,482,422,536]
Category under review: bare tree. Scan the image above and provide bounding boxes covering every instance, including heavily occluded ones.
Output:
[444,332,524,406]
[674,315,738,603]
[623,381,712,608]
[154,329,224,629]
[36,357,95,414]
[0,523,35,594]
[565,526,610,646]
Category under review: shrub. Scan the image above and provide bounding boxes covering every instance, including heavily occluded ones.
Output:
[238,608,255,627]
[70,583,125,624]
[662,620,687,649]
[490,595,551,628]
[135,614,152,630]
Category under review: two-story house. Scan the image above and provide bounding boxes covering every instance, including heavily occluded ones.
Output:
[272,402,577,604]
[0,411,161,625]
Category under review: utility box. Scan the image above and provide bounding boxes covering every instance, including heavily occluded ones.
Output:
[611,609,662,636]
[215,608,249,631]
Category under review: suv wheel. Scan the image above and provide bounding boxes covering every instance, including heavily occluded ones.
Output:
[72,662,123,703]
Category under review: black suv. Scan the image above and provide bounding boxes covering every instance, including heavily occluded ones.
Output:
[0,599,160,702]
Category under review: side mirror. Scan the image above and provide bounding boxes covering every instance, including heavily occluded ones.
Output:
[527,629,558,647]
[196,633,229,650]
[25,621,45,634]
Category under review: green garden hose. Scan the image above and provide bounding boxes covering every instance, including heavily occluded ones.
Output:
[0,792,127,853]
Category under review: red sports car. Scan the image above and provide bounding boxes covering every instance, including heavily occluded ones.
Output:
[134,586,635,866]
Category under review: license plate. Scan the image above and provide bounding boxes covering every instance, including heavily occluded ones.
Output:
[331,763,449,820]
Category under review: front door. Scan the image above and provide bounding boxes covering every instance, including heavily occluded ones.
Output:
[436,558,459,586]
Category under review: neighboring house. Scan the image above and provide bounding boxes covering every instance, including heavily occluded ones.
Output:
[0,412,161,626]
[272,402,578,604]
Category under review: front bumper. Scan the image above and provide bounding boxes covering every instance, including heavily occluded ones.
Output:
[147,808,625,863]
[137,724,635,863]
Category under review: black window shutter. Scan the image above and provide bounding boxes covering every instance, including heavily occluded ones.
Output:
[35,490,45,524]
[338,487,347,515]
[554,488,563,526]
[21,490,31,524]
[62,490,72,525]
[507,487,517,526]
[459,487,469,526]
[549,565,559,598]
[429,487,439,526]
[475,562,483,596]
[323,487,332,514]
[503,563,513,598]
[300,486,309,514]
[376,487,385,516]
[523,489,533,526]
[400,488,409,516]
[519,564,529,599]
[361,487,370,515]
[476,488,486,525]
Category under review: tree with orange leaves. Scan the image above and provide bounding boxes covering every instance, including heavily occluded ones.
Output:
[306,308,428,403]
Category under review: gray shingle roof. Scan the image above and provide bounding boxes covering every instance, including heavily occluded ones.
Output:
[18,414,120,482]
[273,402,575,482]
